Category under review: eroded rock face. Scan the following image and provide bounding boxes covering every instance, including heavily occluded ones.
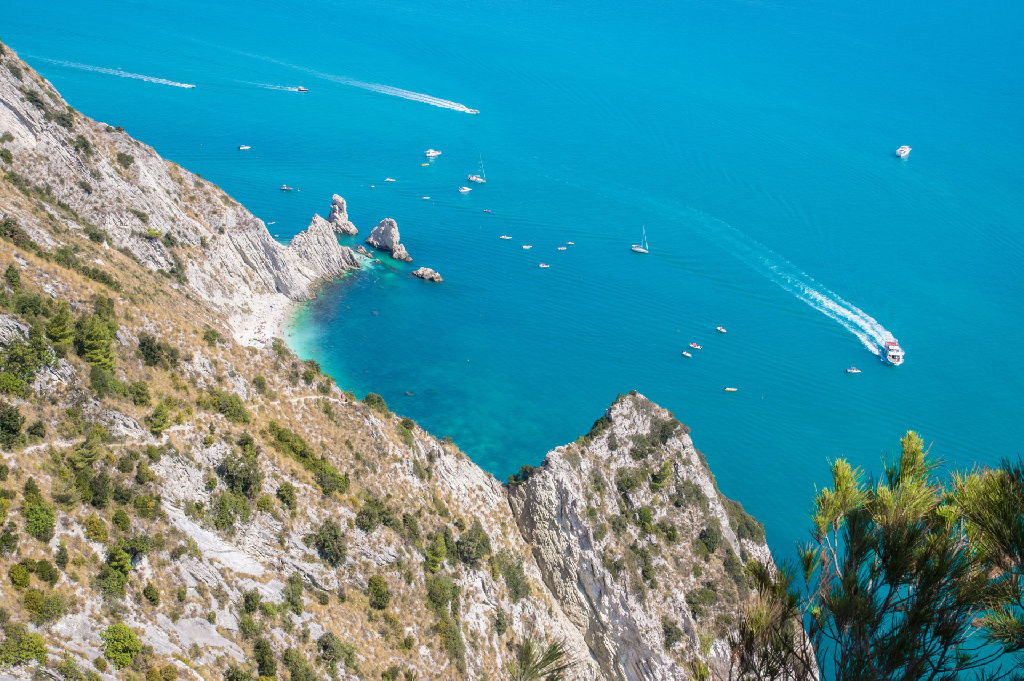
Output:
[412,267,442,282]
[507,392,772,680]
[0,45,360,342]
[327,194,357,235]
[366,218,412,262]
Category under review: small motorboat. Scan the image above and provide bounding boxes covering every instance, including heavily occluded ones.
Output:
[566,241,574,245]
[384,178,396,182]
[483,209,491,213]
[468,174,485,183]
[238,145,251,150]
[716,326,727,333]
[499,235,512,240]
[681,351,692,357]
[297,86,309,92]
[421,163,430,166]
[846,367,862,374]
[425,149,442,158]
[422,196,430,200]
[522,245,532,249]
[539,263,549,268]
[466,109,480,114]
[280,185,293,191]
[896,145,911,158]
[267,221,276,225]
[689,343,701,349]
[724,388,738,392]
[557,246,567,251]
[459,186,472,194]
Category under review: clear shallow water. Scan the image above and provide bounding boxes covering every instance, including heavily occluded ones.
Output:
[6,0,1023,558]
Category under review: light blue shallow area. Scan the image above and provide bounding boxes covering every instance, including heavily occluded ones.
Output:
[5,0,1023,558]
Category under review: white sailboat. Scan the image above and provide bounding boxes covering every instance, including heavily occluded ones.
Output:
[631,226,649,253]
[468,155,486,184]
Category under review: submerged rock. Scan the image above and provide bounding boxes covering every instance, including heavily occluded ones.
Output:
[412,267,442,283]
[366,218,412,262]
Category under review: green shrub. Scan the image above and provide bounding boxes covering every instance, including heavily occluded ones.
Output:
[493,551,530,602]
[425,533,447,573]
[22,478,55,542]
[143,583,160,605]
[242,589,261,613]
[686,585,718,619]
[455,519,491,568]
[361,392,388,414]
[283,571,304,615]
[0,622,46,667]
[256,494,273,513]
[137,333,179,368]
[0,400,24,449]
[650,461,672,492]
[308,519,346,566]
[218,437,263,498]
[83,514,108,543]
[238,614,262,639]
[616,468,640,495]
[8,564,28,589]
[0,149,11,165]
[663,617,684,649]
[276,481,296,510]
[252,376,266,393]
[253,638,275,678]
[115,152,134,169]
[100,623,140,668]
[262,419,346,493]
[212,391,249,424]
[698,522,722,555]
[355,496,397,534]
[367,574,390,610]
[507,464,537,486]
[145,402,170,436]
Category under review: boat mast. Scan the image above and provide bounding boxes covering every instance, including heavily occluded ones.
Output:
[479,154,485,181]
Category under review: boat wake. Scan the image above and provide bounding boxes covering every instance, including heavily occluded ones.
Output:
[240,81,303,92]
[694,211,894,355]
[241,53,477,113]
[29,57,196,88]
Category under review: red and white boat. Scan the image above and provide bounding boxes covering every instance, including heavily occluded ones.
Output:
[716,326,727,333]
[689,343,701,349]
[539,263,549,268]
[882,339,905,365]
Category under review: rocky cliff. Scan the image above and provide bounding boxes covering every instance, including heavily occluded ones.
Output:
[0,43,771,680]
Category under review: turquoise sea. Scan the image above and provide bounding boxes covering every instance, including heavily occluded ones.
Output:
[5,0,1023,560]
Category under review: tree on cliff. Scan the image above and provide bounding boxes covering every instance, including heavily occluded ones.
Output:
[731,432,1024,680]
[82,314,115,370]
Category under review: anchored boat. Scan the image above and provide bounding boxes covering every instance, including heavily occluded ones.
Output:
[631,226,649,253]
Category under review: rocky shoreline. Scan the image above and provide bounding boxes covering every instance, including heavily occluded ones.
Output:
[0,43,774,680]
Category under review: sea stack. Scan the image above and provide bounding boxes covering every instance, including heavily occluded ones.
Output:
[303,194,357,237]
[366,218,412,262]
[412,267,442,283]
[327,194,357,235]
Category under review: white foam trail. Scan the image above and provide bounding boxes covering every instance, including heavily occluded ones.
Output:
[239,81,302,92]
[242,53,477,113]
[694,211,894,355]
[29,56,195,88]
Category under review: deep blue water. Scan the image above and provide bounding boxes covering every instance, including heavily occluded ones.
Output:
[5,0,1023,560]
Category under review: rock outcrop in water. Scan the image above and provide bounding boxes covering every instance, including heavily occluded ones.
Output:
[366,218,412,262]
[412,266,443,282]
[311,193,357,235]
[0,45,774,680]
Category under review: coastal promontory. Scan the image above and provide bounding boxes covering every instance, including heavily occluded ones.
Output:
[0,44,771,680]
